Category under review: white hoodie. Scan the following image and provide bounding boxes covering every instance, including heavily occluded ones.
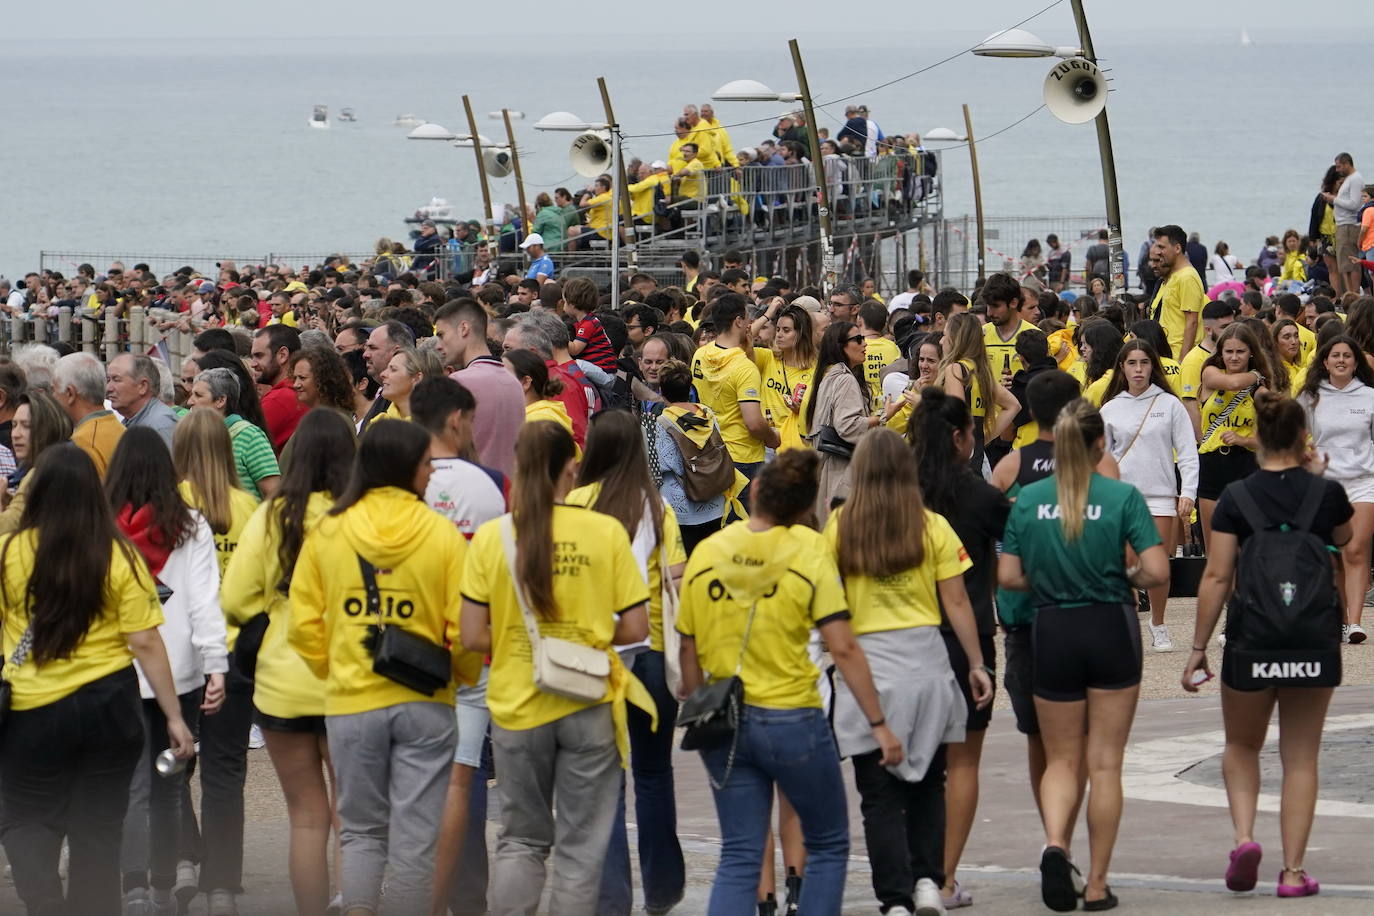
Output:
[133,512,228,699]
[1301,379,1374,482]
[1101,384,1199,503]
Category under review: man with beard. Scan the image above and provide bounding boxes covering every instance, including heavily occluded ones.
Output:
[1147,224,1205,360]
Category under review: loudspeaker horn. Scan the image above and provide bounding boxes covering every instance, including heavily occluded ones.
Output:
[570,130,612,178]
[1043,57,1107,125]
[483,146,513,178]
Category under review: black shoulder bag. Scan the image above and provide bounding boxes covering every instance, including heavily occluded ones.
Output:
[678,600,759,789]
[357,555,451,696]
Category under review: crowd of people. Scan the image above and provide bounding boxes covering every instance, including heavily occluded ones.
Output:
[0,151,1370,916]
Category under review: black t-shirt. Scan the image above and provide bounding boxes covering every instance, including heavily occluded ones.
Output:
[1211,468,1353,546]
[937,473,1011,635]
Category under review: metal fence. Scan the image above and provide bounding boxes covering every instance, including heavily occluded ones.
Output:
[0,306,199,368]
[38,252,269,279]
[919,215,1109,294]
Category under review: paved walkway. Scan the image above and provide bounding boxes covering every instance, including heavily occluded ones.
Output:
[5,606,1374,914]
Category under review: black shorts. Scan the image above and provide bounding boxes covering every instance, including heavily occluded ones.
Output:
[942,630,995,732]
[254,709,327,736]
[1197,448,1257,502]
[1033,602,1142,702]
[1003,626,1039,735]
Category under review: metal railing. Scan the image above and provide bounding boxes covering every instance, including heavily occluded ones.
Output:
[1,306,198,368]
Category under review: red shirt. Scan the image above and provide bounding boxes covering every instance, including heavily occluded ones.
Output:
[260,376,308,452]
[546,359,588,446]
[573,315,619,372]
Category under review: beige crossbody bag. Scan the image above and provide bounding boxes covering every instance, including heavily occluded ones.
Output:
[500,516,610,703]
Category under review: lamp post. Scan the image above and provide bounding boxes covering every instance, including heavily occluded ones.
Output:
[490,109,530,245]
[406,117,498,241]
[925,118,986,285]
[974,2,1125,294]
[535,108,626,306]
[712,38,837,293]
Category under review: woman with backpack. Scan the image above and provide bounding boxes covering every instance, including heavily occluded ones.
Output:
[1196,323,1281,548]
[1297,334,1374,644]
[1100,339,1200,652]
[999,399,1169,912]
[653,359,730,555]
[678,447,900,916]
[1182,391,1351,899]
[568,411,688,916]
[806,321,880,524]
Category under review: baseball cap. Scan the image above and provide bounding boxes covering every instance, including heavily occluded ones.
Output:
[650,160,667,170]
[793,295,823,313]
[519,233,545,250]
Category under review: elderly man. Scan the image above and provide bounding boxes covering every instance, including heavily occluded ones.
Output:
[503,318,588,447]
[107,353,179,447]
[628,162,671,224]
[361,319,415,425]
[412,218,443,274]
[53,352,124,476]
[698,102,738,168]
[680,104,722,168]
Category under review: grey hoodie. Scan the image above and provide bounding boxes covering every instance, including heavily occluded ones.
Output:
[1101,384,1199,503]
[1301,379,1374,482]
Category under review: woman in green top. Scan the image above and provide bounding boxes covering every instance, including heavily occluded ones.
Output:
[529,192,566,252]
[999,399,1168,913]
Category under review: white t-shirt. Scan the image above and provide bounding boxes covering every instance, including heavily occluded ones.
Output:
[1209,253,1242,281]
[425,457,506,539]
[882,371,910,408]
[887,291,917,314]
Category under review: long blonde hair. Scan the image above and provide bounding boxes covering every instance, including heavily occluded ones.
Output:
[1051,398,1104,542]
[938,312,997,437]
[173,407,245,535]
[836,429,926,577]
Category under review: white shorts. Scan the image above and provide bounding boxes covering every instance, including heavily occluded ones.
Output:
[453,666,490,768]
[1143,495,1178,517]
[1340,476,1374,505]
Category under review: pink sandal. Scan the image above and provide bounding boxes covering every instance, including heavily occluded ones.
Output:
[1275,870,1319,898]
[1225,842,1261,892]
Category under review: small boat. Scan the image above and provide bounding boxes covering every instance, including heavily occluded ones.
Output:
[404,196,460,225]
[338,107,357,122]
[1240,27,1253,47]
[310,105,329,129]
[394,113,425,129]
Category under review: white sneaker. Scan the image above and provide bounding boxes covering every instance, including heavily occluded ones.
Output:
[1216,632,1226,648]
[1150,623,1174,652]
[174,860,198,913]
[207,889,238,916]
[248,724,265,750]
[915,878,946,916]
[1347,623,1367,644]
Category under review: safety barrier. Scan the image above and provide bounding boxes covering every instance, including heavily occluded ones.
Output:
[0,306,196,368]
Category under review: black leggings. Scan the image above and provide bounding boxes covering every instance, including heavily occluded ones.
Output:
[1033,602,1142,701]
[853,744,948,912]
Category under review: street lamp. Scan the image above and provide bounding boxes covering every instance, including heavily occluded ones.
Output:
[406,97,501,243]
[535,103,629,305]
[487,111,531,244]
[972,0,1125,294]
[712,38,836,293]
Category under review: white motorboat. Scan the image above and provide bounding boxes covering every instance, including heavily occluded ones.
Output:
[394,113,425,128]
[404,196,459,225]
[310,105,329,129]
[338,107,357,122]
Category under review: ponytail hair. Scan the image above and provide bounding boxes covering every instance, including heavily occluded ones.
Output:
[512,420,577,619]
[1253,390,1307,460]
[505,348,563,399]
[1051,398,1104,542]
[909,386,973,517]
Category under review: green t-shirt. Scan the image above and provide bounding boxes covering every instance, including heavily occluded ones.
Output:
[1002,473,1160,608]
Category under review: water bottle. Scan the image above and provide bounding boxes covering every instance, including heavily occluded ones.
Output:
[156,747,189,777]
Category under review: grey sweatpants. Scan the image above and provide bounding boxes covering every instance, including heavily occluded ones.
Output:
[326,702,456,915]
[489,703,621,916]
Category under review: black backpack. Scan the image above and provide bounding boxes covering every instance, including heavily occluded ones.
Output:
[1224,478,1341,688]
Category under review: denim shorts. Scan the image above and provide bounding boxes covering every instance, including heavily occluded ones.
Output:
[454,667,490,768]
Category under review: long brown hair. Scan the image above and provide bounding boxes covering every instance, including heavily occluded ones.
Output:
[173,407,243,535]
[1297,334,1374,408]
[576,410,663,550]
[1052,398,1104,542]
[938,312,997,437]
[1100,339,1174,403]
[512,420,577,619]
[1203,322,1285,396]
[776,305,817,368]
[837,428,925,577]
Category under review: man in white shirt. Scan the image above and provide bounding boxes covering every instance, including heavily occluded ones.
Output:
[1327,152,1365,296]
[887,269,925,314]
[0,279,26,316]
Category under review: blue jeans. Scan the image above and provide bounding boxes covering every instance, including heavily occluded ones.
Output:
[701,706,849,916]
[598,651,685,913]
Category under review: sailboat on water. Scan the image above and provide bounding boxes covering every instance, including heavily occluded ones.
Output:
[1240,28,1253,47]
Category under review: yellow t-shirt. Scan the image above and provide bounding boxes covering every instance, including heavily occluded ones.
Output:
[983,319,1036,376]
[1288,361,1309,396]
[1296,324,1317,363]
[823,507,971,634]
[675,159,705,200]
[288,487,480,715]
[753,348,816,451]
[1067,359,1087,387]
[0,532,162,710]
[1159,356,1184,397]
[1047,328,1079,369]
[221,491,333,719]
[863,336,902,411]
[628,173,669,219]
[1149,267,1206,358]
[563,485,687,653]
[585,191,613,238]
[462,506,649,730]
[180,481,260,650]
[1198,388,1257,453]
[1179,343,1212,399]
[677,522,848,709]
[950,358,986,419]
[692,344,766,464]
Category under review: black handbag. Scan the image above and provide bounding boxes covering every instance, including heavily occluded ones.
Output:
[812,424,856,459]
[356,555,451,697]
[678,600,758,789]
[0,622,35,732]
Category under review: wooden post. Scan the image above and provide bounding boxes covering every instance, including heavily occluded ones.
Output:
[464,95,497,243]
[501,109,530,246]
[962,104,986,285]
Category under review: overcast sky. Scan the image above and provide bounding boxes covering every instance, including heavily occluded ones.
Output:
[5,0,1369,40]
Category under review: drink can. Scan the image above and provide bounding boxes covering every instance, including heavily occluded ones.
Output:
[156,747,188,777]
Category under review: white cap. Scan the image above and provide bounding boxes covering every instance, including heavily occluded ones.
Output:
[650,160,668,170]
[519,233,545,249]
